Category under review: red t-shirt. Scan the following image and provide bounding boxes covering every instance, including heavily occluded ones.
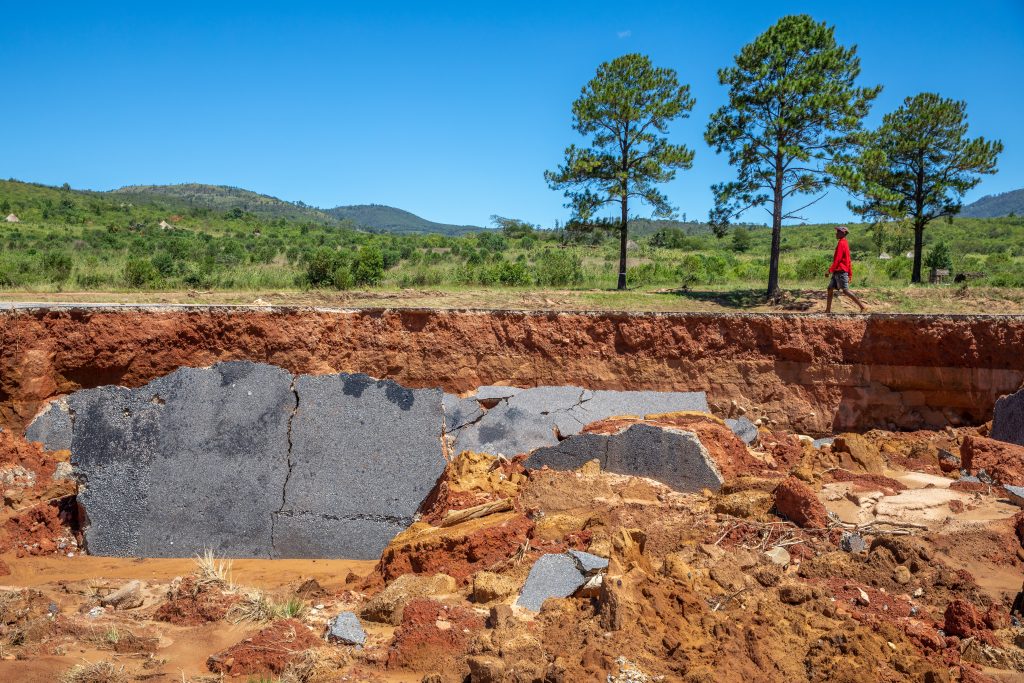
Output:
[830,237,852,278]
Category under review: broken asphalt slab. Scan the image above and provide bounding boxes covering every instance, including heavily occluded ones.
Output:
[25,398,73,452]
[515,553,587,611]
[326,611,367,646]
[451,386,708,456]
[725,416,758,445]
[61,362,446,559]
[525,423,724,493]
[993,387,1024,447]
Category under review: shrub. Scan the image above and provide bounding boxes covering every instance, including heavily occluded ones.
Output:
[124,258,159,288]
[352,245,385,286]
[496,260,531,286]
[305,247,343,287]
[534,248,583,286]
[924,241,952,271]
[795,255,826,281]
[41,251,73,281]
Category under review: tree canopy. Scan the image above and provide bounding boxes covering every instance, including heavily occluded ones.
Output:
[836,92,1003,282]
[705,14,880,298]
[545,53,695,289]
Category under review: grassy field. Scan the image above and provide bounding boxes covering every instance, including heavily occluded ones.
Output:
[2,179,1023,314]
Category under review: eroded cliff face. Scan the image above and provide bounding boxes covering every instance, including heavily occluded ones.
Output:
[1,306,1022,434]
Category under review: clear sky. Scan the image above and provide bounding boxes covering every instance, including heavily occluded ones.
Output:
[3,1,1022,227]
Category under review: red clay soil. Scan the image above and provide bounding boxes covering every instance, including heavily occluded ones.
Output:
[386,598,485,671]
[773,477,829,528]
[961,435,1024,485]
[153,576,240,626]
[2,307,1023,434]
[375,513,534,585]
[944,599,996,644]
[207,618,320,676]
[828,470,908,495]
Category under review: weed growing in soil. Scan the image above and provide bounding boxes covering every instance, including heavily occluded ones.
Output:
[59,660,127,683]
[192,549,233,590]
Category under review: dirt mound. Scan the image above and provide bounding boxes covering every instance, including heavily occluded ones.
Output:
[385,598,485,673]
[961,435,1024,485]
[207,618,321,676]
[773,477,829,528]
[153,576,240,625]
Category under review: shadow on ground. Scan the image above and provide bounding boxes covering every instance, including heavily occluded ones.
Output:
[663,288,820,311]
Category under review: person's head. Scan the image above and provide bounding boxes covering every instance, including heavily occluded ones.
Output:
[835,225,849,240]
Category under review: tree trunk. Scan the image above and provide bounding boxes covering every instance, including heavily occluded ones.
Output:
[911,222,924,284]
[767,165,784,300]
[617,195,628,290]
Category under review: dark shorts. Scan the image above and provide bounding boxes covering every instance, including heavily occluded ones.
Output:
[829,271,850,292]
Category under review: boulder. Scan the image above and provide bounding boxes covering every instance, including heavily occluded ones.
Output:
[725,416,759,445]
[100,580,144,610]
[831,434,884,474]
[773,477,828,528]
[961,434,1024,486]
[471,571,518,603]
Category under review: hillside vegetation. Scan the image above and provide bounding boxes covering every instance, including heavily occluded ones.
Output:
[325,204,481,235]
[961,188,1024,218]
[1,178,1022,294]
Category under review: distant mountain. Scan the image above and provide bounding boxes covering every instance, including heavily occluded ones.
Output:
[325,204,482,236]
[108,184,338,224]
[960,188,1024,218]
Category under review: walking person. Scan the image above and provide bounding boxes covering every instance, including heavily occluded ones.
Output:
[826,225,866,314]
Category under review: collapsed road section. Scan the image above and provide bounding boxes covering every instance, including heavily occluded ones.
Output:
[26,361,725,559]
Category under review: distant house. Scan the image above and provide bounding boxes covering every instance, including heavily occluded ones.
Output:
[878,252,892,260]
[5,213,19,223]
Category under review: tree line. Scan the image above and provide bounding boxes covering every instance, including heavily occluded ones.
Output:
[547,14,1004,297]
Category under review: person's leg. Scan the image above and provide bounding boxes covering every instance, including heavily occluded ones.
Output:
[826,287,835,313]
[842,289,866,312]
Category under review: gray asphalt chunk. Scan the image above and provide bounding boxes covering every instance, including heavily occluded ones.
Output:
[326,611,366,645]
[515,554,586,611]
[812,437,835,449]
[1004,485,1024,508]
[567,549,609,574]
[525,424,724,493]
[474,386,523,401]
[25,398,73,451]
[992,387,1024,447]
[443,393,484,430]
[725,416,759,445]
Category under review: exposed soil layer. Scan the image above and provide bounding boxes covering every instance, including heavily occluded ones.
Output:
[2,306,1023,434]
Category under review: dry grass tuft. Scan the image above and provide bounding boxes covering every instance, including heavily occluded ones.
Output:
[228,590,307,623]
[60,660,128,683]
[192,549,233,590]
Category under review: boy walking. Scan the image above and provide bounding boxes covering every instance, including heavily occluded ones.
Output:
[826,225,866,313]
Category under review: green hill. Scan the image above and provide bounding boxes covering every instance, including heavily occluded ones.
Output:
[109,183,338,224]
[325,204,481,235]
[961,188,1024,218]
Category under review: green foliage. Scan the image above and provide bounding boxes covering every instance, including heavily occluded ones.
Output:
[730,228,751,253]
[305,247,345,288]
[41,251,73,282]
[352,245,385,286]
[706,14,880,297]
[924,241,953,271]
[836,92,1003,282]
[123,258,159,288]
[534,248,583,286]
[546,53,696,289]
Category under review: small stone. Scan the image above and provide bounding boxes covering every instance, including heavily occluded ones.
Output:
[779,584,813,605]
[467,655,506,683]
[725,416,759,445]
[840,532,866,554]
[894,566,911,585]
[87,606,105,619]
[764,546,791,567]
[100,580,144,610]
[913,588,924,598]
[856,588,871,606]
[326,611,366,646]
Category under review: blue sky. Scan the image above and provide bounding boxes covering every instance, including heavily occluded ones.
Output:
[3,1,1022,227]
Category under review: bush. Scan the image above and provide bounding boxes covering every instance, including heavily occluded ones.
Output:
[677,254,707,288]
[352,245,385,286]
[41,251,73,281]
[795,255,826,281]
[924,241,952,271]
[534,249,583,286]
[123,258,159,288]
[305,247,343,288]
[731,228,751,253]
[496,260,531,286]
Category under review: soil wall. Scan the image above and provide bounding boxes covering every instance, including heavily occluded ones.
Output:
[2,305,1023,435]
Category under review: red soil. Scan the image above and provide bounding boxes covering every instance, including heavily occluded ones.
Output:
[207,618,320,676]
[961,435,1024,485]
[153,576,240,626]
[386,598,484,671]
[773,477,829,528]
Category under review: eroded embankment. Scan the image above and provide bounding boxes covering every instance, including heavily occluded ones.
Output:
[1,305,1023,434]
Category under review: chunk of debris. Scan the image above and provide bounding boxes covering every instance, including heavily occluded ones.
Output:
[840,532,866,554]
[1004,485,1024,508]
[361,573,457,625]
[812,437,835,449]
[100,580,144,610]
[515,553,586,611]
[992,386,1024,447]
[567,549,609,574]
[725,416,759,445]
[961,434,1024,486]
[773,477,828,528]
[326,611,367,646]
[764,546,791,567]
[24,397,72,452]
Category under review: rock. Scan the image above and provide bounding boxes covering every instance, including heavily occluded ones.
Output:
[468,655,507,683]
[515,554,585,612]
[856,588,870,606]
[961,435,1024,486]
[326,611,366,646]
[714,490,773,519]
[452,386,708,456]
[100,579,144,610]
[832,434,884,474]
[567,549,609,574]
[471,572,518,603]
[894,565,912,585]
[938,449,961,473]
[443,393,483,430]
[779,584,813,605]
[1005,485,1024,508]
[525,422,724,493]
[24,397,72,451]
[725,416,759,445]
[773,477,828,528]
[873,489,974,526]
[944,599,988,639]
[840,532,866,554]
[764,546,791,567]
[662,553,700,587]
[362,573,457,625]
[52,461,74,481]
[992,386,1024,447]
[812,437,835,449]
